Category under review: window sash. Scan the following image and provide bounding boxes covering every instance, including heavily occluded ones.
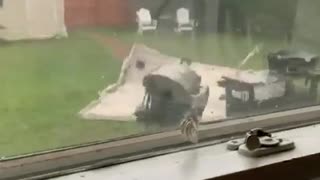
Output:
[2,105,320,179]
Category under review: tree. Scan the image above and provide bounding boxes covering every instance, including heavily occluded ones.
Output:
[193,0,206,33]
[153,0,172,20]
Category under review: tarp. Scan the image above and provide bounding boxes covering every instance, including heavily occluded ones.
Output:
[0,0,67,41]
[80,44,238,122]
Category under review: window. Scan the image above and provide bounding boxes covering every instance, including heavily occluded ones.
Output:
[2,0,320,178]
[0,0,3,8]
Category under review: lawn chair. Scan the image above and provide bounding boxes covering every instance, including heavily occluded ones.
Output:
[136,8,157,35]
[175,8,195,34]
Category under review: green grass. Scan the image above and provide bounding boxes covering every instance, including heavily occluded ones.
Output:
[0,31,142,157]
[95,28,290,70]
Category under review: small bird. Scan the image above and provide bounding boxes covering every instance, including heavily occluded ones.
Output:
[180,111,199,144]
[180,86,209,144]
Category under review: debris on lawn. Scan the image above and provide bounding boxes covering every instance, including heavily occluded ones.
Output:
[79,44,320,123]
[79,44,237,122]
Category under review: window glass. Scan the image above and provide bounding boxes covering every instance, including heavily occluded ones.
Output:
[0,0,319,157]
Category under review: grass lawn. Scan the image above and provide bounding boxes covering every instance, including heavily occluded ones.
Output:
[0,30,142,157]
[94,28,291,70]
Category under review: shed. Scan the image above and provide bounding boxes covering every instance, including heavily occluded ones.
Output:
[0,0,67,41]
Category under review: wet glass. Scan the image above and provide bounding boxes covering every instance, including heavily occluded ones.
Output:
[0,0,319,157]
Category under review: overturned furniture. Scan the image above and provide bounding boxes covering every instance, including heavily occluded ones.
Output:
[268,49,320,100]
[79,44,234,122]
[218,71,287,117]
[219,49,320,118]
[135,63,209,129]
[268,49,320,76]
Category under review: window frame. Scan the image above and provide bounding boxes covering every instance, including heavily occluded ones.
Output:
[2,105,320,179]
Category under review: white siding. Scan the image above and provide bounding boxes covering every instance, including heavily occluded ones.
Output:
[0,0,29,40]
[0,0,67,41]
[26,0,67,39]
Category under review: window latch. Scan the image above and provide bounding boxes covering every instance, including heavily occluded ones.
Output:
[227,128,295,157]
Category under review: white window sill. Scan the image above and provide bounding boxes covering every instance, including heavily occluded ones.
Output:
[52,124,320,180]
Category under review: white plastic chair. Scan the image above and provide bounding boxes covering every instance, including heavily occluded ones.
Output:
[175,8,195,33]
[136,8,157,35]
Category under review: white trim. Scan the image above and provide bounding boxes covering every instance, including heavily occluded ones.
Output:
[52,124,320,180]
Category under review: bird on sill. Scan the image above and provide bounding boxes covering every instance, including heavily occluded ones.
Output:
[180,86,209,144]
[180,111,199,144]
